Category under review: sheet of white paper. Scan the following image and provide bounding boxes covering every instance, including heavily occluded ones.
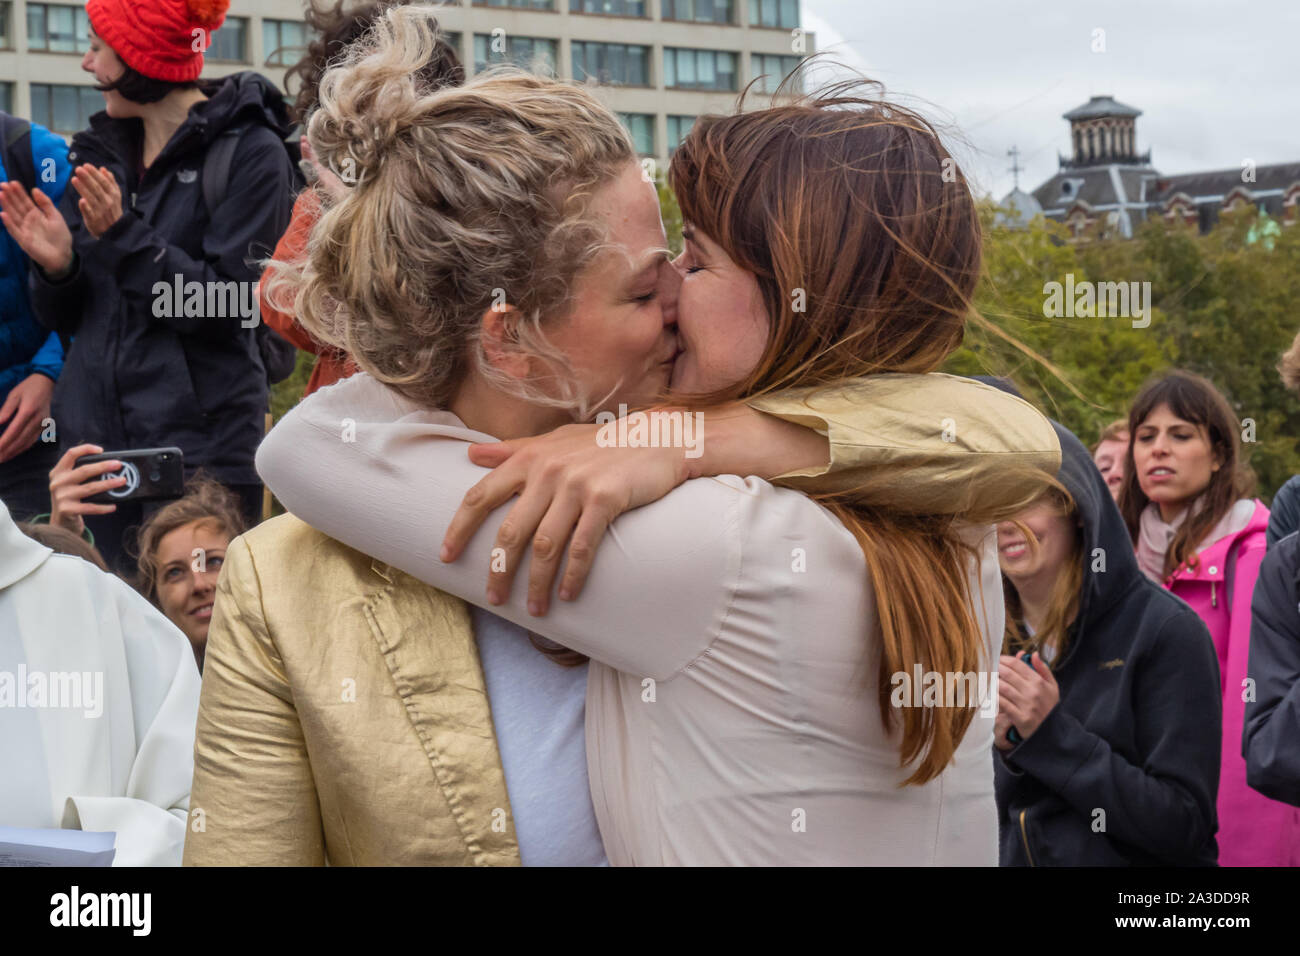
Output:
[0,826,116,867]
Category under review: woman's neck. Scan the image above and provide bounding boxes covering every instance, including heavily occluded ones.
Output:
[1157,497,1192,524]
[140,88,208,167]
[450,372,571,440]
[1010,567,1059,634]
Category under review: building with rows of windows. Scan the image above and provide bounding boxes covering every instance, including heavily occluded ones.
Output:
[0,0,812,162]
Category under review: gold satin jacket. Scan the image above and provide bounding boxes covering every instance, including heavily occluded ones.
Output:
[185,373,1060,866]
[183,516,520,866]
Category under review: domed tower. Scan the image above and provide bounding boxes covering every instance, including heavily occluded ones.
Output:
[1061,95,1148,167]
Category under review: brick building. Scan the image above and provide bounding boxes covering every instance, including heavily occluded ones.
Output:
[1008,95,1300,238]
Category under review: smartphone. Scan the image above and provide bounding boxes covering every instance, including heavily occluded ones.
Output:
[74,447,185,505]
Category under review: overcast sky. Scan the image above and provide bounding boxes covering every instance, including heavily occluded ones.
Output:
[801,0,1299,201]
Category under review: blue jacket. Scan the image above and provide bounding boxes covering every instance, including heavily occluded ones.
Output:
[0,118,71,401]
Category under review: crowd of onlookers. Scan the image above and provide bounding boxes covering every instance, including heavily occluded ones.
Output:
[0,0,459,665]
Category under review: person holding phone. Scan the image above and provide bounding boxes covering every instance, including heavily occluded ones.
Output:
[44,443,124,538]
[0,0,297,573]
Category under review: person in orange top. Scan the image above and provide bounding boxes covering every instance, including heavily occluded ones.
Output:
[258,186,353,396]
[258,0,464,397]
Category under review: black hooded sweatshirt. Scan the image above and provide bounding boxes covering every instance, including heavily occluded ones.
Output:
[29,72,297,487]
[994,422,1222,866]
[1244,529,1300,806]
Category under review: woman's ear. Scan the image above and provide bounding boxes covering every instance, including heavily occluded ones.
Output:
[480,303,532,380]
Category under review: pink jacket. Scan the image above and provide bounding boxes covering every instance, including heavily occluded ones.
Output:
[1163,499,1300,866]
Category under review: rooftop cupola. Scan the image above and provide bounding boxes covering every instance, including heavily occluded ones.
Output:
[1061,95,1148,167]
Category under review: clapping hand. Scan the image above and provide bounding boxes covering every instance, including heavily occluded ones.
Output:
[0,180,74,276]
[72,164,123,238]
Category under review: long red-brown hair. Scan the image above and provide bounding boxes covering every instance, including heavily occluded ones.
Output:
[670,79,1050,784]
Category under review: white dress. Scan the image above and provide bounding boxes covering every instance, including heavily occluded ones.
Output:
[0,500,200,866]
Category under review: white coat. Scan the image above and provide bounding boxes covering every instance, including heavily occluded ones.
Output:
[0,499,200,865]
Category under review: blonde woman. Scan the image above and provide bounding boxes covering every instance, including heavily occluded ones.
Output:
[190,6,1059,865]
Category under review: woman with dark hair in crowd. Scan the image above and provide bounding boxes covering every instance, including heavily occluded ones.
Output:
[218,6,1059,866]
[994,422,1220,865]
[0,0,296,574]
[258,0,464,398]
[135,477,247,671]
[1120,369,1300,865]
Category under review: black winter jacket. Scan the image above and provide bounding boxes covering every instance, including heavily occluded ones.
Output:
[1266,476,1300,547]
[995,423,1222,866]
[30,72,296,486]
[1244,530,1300,806]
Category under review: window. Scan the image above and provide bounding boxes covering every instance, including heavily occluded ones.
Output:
[663,0,733,24]
[573,0,646,16]
[663,48,736,91]
[471,0,555,9]
[667,115,696,153]
[0,2,11,50]
[750,53,802,92]
[749,0,799,28]
[27,3,89,53]
[473,34,557,75]
[571,42,650,87]
[30,84,102,134]
[207,16,247,62]
[617,113,654,156]
[263,18,310,67]
[0,82,12,115]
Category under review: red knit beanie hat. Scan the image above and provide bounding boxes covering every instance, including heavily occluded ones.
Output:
[86,0,231,83]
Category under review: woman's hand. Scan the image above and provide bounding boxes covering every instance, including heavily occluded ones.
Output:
[301,137,347,204]
[49,443,127,536]
[441,422,694,616]
[998,652,1060,741]
[72,165,123,238]
[0,180,74,275]
[993,710,1016,752]
[0,373,54,463]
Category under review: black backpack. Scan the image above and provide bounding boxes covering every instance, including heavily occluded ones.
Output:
[202,124,304,385]
[0,112,38,191]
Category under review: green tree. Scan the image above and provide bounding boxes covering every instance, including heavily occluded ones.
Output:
[948,202,1300,499]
